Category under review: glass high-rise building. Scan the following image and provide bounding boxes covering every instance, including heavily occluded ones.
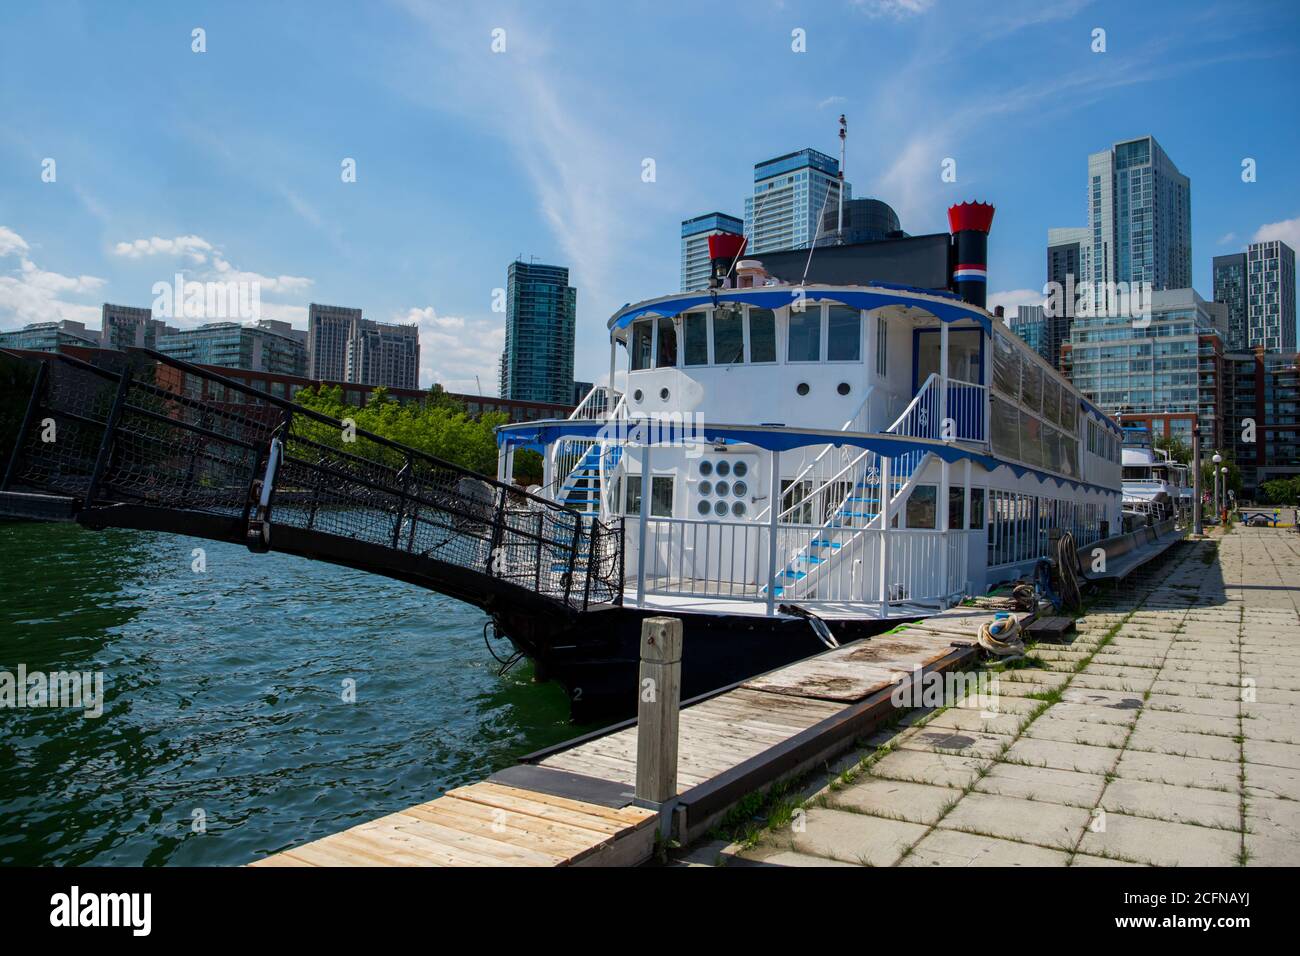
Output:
[1246,240,1296,353]
[307,303,361,381]
[1042,226,1091,370]
[1212,252,1249,352]
[1062,288,1224,449]
[1083,136,1191,313]
[1007,305,1049,362]
[157,321,308,376]
[1224,348,1300,496]
[346,320,420,391]
[743,148,850,254]
[0,320,100,353]
[680,212,743,291]
[498,261,576,405]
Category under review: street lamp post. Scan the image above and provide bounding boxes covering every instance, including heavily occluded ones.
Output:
[1191,424,1203,535]
[1212,452,1223,522]
[1221,466,1229,522]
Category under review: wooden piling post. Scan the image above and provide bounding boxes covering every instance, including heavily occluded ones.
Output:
[635,616,682,807]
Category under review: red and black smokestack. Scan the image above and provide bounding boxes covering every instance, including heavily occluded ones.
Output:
[707,232,746,289]
[947,201,995,309]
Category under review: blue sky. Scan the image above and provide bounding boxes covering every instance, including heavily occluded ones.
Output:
[2,0,1297,390]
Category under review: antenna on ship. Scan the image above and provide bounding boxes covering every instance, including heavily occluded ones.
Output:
[837,114,847,244]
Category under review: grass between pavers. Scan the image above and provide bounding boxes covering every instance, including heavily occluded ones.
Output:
[703,537,1257,866]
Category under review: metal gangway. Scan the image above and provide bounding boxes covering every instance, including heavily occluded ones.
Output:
[0,348,623,619]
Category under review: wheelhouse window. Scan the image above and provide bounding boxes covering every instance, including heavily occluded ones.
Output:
[827,306,861,361]
[625,475,674,517]
[748,308,777,363]
[906,485,937,529]
[655,315,677,368]
[683,311,708,366]
[630,320,653,371]
[787,305,821,362]
[713,305,744,365]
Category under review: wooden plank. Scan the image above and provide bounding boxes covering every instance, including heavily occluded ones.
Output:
[404,802,598,863]
[247,850,317,867]
[449,782,650,831]
[381,810,566,866]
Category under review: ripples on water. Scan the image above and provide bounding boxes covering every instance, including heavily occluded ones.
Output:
[0,522,589,866]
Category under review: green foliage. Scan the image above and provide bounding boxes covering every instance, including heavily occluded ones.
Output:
[293,385,507,476]
[1153,434,1192,465]
[1259,477,1300,506]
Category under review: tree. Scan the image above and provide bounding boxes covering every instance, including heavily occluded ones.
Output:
[1153,434,1192,465]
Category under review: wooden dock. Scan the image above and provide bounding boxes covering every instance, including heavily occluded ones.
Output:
[252,606,1008,866]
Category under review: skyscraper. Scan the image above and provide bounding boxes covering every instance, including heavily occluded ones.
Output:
[1042,226,1092,369]
[157,321,308,376]
[346,320,420,391]
[1083,136,1191,312]
[1213,251,1249,352]
[1246,240,1296,353]
[100,303,174,350]
[680,212,743,291]
[307,303,361,381]
[498,261,576,405]
[1007,305,1049,362]
[743,148,850,254]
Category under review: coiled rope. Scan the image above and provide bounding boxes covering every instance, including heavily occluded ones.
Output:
[978,613,1025,661]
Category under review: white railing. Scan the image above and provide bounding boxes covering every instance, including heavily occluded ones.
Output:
[890,372,987,443]
[568,385,624,421]
[635,516,966,611]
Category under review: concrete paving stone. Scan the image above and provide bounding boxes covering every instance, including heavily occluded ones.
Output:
[973,762,1107,809]
[901,727,1013,760]
[936,791,1089,851]
[1094,654,1166,668]
[826,777,960,825]
[1076,812,1241,867]
[996,670,1071,689]
[1244,762,1300,801]
[954,693,1041,716]
[900,827,1069,867]
[1059,687,1146,711]
[1244,739,1300,770]
[1036,701,1141,726]
[1145,693,1239,718]
[1156,667,1241,687]
[1126,728,1241,762]
[1149,680,1242,700]
[1164,648,1241,663]
[918,707,1026,737]
[1023,715,1131,749]
[1240,717,1300,745]
[788,807,930,866]
[1001,737,1122,776]
[1069,852,1149,867]
[732,845,859,867]
[1134,708,1239,737]
[995,681,1063,699]
[1099,778,1241,830]
[1243,797,1300,865]
[868,749,992,789]
[1112,750,1240,791]
[1069,671,1154,693]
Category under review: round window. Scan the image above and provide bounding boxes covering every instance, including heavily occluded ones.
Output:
[714,500,729,516]
[633,389,644,402]
[696,500,711,516]
[733,480,747,498]
[733,461,748,478]
[796,382,810,396]
[716,460,731,477]
[715,480,729,497]
[699,480,712,496]
[731,501,747,517]
[699,460,713,477]
[837,382,851,396]
[659,387,670,401]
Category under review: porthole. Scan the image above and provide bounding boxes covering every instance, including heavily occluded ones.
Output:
[696,500,711,516]
[633,389,643,402]
[837,382,851,396]
[731,501,747,517]
[699,480,712,496]
[714,500,728,516]
[733,480,747,498]
[659,387,670,401]
[733,461,748,478]
[715,480,730,497]
[699,460,713,477]
[796,382,810,396]
[716,460,731,477]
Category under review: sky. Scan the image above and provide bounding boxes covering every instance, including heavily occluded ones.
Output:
[1,0,1298,392]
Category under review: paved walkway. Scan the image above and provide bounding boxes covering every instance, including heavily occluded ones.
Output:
[706,527,1300,867]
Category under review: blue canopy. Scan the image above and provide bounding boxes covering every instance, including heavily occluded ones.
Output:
[499,418,1120,498]
[610,286,993,335]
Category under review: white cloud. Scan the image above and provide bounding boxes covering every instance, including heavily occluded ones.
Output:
[403,305,504,393]
[987,288,1045,317]
[817,95,847,110]
[0,231,106,329]
[1252,217,1300,251]
[112,235,214,263]
[1217,232,1238,246]
[0,226,30,258]
[853,0,936,19]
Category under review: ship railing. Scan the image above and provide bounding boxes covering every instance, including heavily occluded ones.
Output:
[567,385,625,422]
[890,372,987,444]
[634,516,966,612]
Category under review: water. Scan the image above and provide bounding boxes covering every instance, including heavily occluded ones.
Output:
[0,521,591,866]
